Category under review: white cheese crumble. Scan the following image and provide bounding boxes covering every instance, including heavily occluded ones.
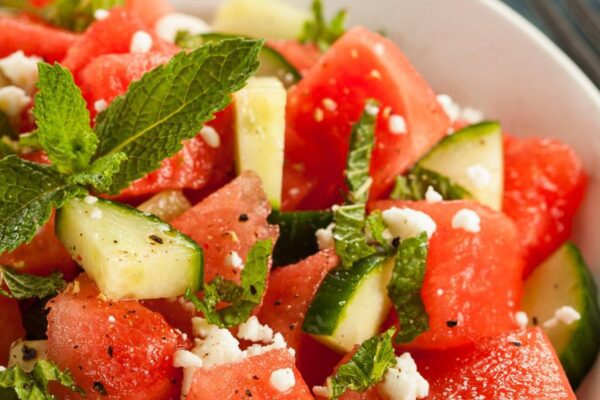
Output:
[84,195,98,205]
[543,306,581,329]
[388,114,407,135]
[130,31,153,54]
[94,9,110,20]
[424,186,443,203]
[173,349,203,368]
[374,43,385,56]
[515,311,529,330]
[237,316,274,344]
[382,207,437,240]
[0,51,40,94]
[107,315,116,323]
[365,103,380,116]
[246,332,291,357]
[436,93,484,125]
[460,107,484,124]
[322,97,337,112]
[155,13,211,43]
[224,251,244,271]
[90,208,103,220]
[377,353,429,400]
[370,69,382,80]
[270,368,295,393]
[192,325,246,368]
[436,288,444,296]
[451,208,481,233]
[199,125,220,148]
[93,99,108,114]
[315,222,335,250]
[0,86,31,118]
[312,385,329,397]
[466,164,492,188]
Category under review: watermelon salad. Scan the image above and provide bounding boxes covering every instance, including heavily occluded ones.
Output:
[0,0,598,399]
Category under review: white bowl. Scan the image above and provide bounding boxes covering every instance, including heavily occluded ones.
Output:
[175,0,600,396]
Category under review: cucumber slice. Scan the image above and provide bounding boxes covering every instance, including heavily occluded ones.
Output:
[268,210,333,267]
[8,339,47,372]
[416,121,503,210]
[138,190,191,222]
[234,77,286,209]
[522,242,600,388]
[303,255,394,353]
[56,197,203,300]
[213,0,311,40]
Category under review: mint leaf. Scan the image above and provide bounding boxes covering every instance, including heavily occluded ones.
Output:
[365,210,390,249]
[387,232,429,343]
[0,267,66,300]
[34,62,97,174]
[68,152,127,193]
[39,0,124,32]
[185,239,272,328]
[299,0,347,51]
[333,204,375,268]
[94,38,263,194]
[390,166,471,201]
[0,110,16,140]
[0,360,83,399]
[346,99,377,204]
[0,138,17,159]
[0,156,85,253]
[327,328,396,399]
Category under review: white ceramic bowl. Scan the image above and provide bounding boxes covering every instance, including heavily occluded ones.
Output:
[175,0,600,396]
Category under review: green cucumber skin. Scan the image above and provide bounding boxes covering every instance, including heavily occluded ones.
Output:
[557,244,600,388]
[268,210,333,267]
[302,254,388,335]
[420,121,501,156]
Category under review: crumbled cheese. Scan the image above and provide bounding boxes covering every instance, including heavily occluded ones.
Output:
[312,386,330,398]
[365,103,380,116]
[0,51,40,93]
[0,366,5,371]
[93,99,108,114]
[191,317,212,338]
[270,368,296,393]
[237,316,274,344]
[436,288,444,296]
[322,97,337,112]
[515,311,529,330]
[192,326,246,368]
[543,306,581,329]
[381,207,437,240]
[377,353,429,400]
[315,223,335,250]
[460,107,484,124]
[451,209,481,233]
[199,125,220,148]
[107,315,116,323]
[370,69,382,80]
[246,332,288,357]
[90,208,103,220]
[0,86,31,118]
[314,107,324,122]
[424,186,443,203]
[224,251,244,271]
[155,13,211,43]
[466,164,492,188]
[84,195,98,205]
[388,114,407,135]
[374,43,385,56]
[436,93,483,125]
[130,31,153,53]
[94,9,110,20]
[173,349,203,368]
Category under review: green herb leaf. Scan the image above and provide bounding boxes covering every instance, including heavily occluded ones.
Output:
[0,138,17,160]
[387,232,429,343]
[0,156,85,253]
[390,166,471,201]
[0,267,66,300]
[68,152,127,193]
[299,0,347,51]
[365,210,390,249]
[0,110,16,140]
[34,62,97,174]
[327,328,396,399]
[0,360,83,399]
[40,0,124,32]
[185,239,272,328]
[93,38,263,194]
[333,204,375,268]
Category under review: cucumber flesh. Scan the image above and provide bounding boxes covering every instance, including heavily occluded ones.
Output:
[8,339,47,372]
[56,197,203,300]
[522,242,600,388]
[416,121,503,210]
[234,77,286,209]
[303,255,394,353]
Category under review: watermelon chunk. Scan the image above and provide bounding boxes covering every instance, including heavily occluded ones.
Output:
[125,0,173,27]
[172,171,279,284]
[370,200,524,349]
[266,39,321,75]
[46,274,183,399]
[186,349,313,400]
[0,297,25,366]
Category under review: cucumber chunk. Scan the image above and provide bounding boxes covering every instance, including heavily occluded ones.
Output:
[8,339,47,372]
[234,77,286,209]
[416,121,503,210]
[213,0,311,40]
[303,255,394,353]
[56,197,203,300]
[522,242,600,388]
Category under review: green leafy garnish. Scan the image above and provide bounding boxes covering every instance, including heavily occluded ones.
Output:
[387,232,430,343]
[67,152,127,193]
[299,0,347,51]
[0,138,17,159]
[0,360,83,399]
[333,204,375,268]
[185,239,272,328]
[390,166,471,201]
[327,328,396,399]
[0,267,67,300]
[365,210,390,249]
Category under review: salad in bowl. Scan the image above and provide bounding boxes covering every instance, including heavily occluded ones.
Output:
[0,0,598,399]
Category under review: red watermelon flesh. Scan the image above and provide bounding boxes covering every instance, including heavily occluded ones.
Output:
[266,39,321,76]
[370,200,524,350]
[0,297,25,366]
[46,274,184,399]
[125,0,173,27]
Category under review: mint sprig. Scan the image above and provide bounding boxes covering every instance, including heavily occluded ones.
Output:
[0,267,67,300]
[390,166,471,201]
[185,239,272,328]
[0,360,83,399]
[299,0,347,51]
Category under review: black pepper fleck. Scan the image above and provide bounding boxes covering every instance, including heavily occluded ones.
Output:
[245,389,253,397]
[93,381,107,395]
[107,346,113,358]
[21,345,37,361]
[238,214,249,222]
[510,341,522,347]
[149,235,164,244]
[252,375,259,380]
[446,320,458,328]
[249,285,257,295]
[273,300,282,306]
[532,316,538,326]
[288,324,296,330]
[391,237,400,247]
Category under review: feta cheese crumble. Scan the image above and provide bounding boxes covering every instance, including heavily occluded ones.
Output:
[543,306,581,329]
[130,31,153,53]
[84,195,98,205]
[199,125,220,148]
[377,353,429,400]
[515,311,529,330]
[388,114,407,134]
[93,99,108,114]
[237,316,274,344]
[90,208,103,220]
[94,9,109,20]
[0,51,40,94]
[322,97,337,112]
[451,209,481,233]
[374,43,385,56]
[173,349,203,368]
[155,13,211,43]
[425,186,443,203]
[436,93,483,125]
[382,207,437,240]
[0,86,31,118]
[315,223,336,250]
[224,251,244,271]
[312,386,329,397]
[107,315,116,323]
[466,164,492,188]
[365,103,380,116]
[270,368,296,393]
